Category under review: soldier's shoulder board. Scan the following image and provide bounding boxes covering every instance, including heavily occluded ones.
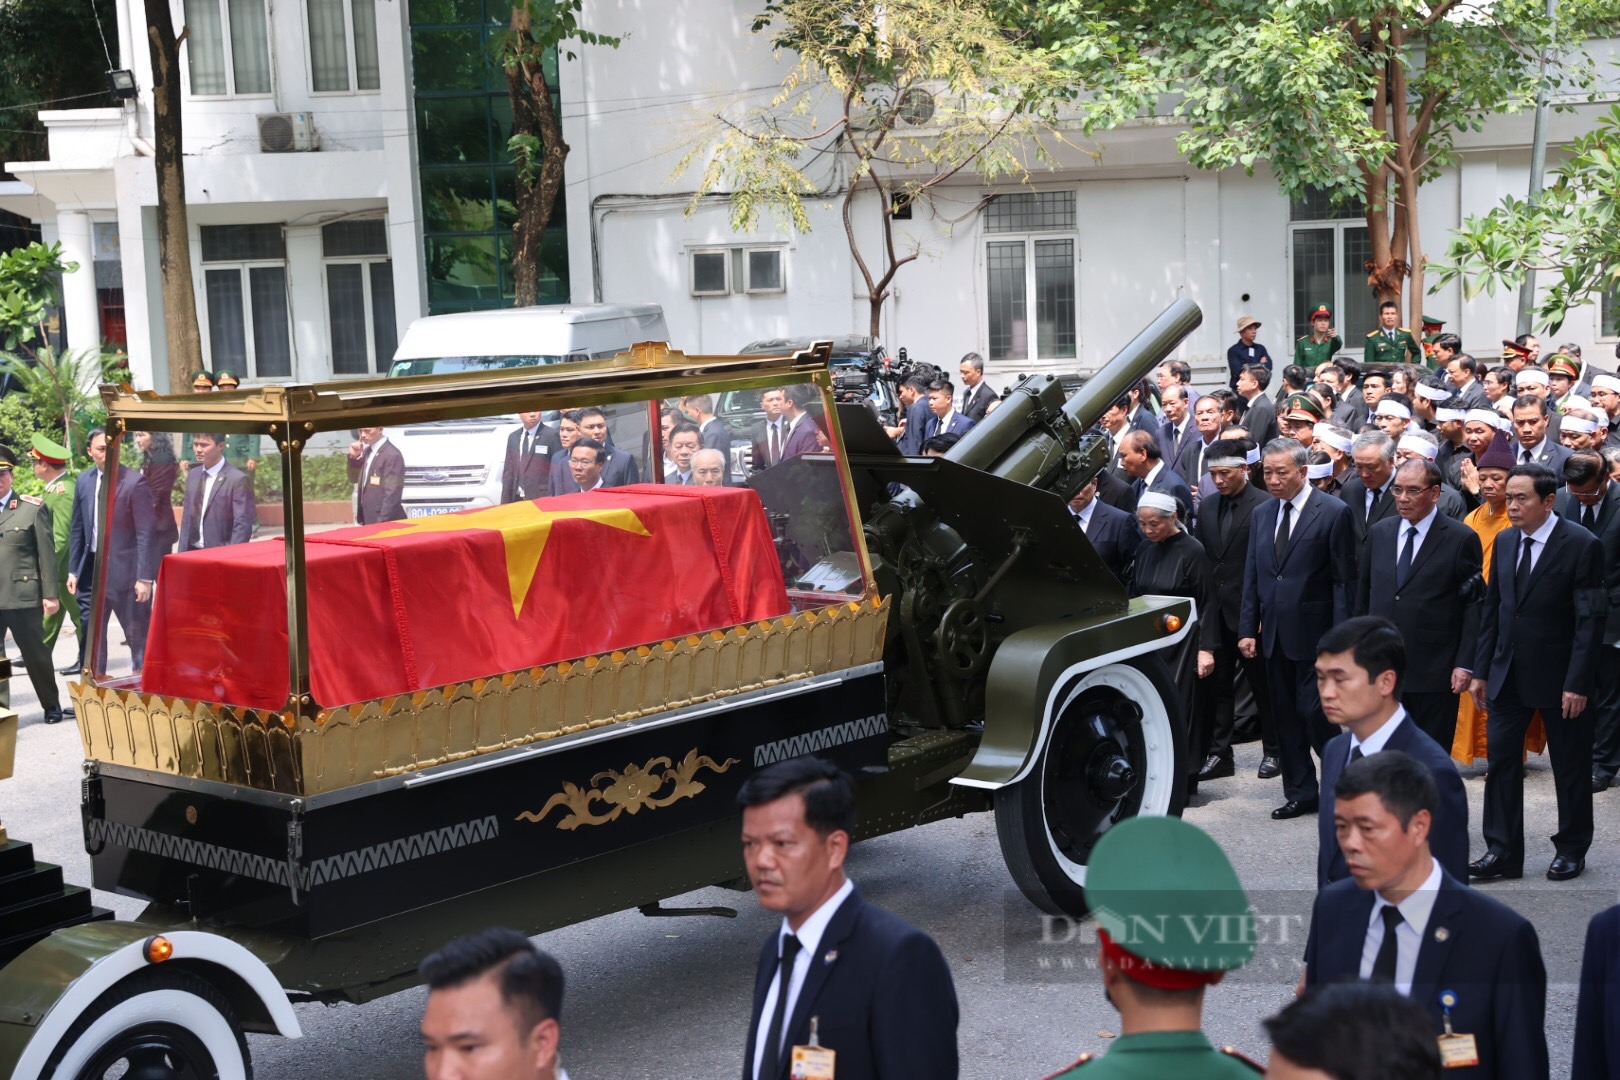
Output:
[1220,1045,1265,1073]
[1399,327,1414,333]
[1366,330,1381,338]
[18,494,41,506]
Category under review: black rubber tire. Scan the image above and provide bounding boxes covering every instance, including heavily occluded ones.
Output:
[43,965,253,1080]
[994,651,1187,917]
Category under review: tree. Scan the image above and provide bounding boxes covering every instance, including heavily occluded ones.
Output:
[1042,0,1617,333]
[502,2,619,307]
[0,242,106,454]
[145,0,205,391]
[679,0,1067,338]
[1432,103,1620,335]
[0,0,115,178]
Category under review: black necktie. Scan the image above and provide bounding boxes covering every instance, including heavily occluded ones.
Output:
[1521,448,1533,465]
[1275,500,1293,561]
[522,430,533,459]
[1396,525,1417,587]
[961,388,971,412]
[1372,906,1404,982]
[1350,744,1365,765]
[1582,504,1598,534]
[1515,536,1535,594]
[761,934,801,1080]
[769,422,781,465]
[1368,486,1382,520]
[1218,498,1233,548]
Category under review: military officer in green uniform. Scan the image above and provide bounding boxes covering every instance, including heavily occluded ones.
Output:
[1364,300,1422,367]
[212,370,260,473]
[0,444,71,723]
[1041,816,1261,1078]
[1294,303,1342,370]
[179,370,214,469]
[28,434,79,660]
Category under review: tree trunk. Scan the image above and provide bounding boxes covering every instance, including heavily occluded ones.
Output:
[507,6,570,308]
[145,0,203,392]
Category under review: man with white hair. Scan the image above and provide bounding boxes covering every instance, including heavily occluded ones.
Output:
[1395,430,1467,519]
[1560,409,1607,453]
[691,448,727,487]
[1341,431,1399,574]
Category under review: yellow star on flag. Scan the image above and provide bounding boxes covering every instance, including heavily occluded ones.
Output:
[370,501,651,618]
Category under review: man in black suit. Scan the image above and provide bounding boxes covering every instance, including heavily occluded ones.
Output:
[1339,430,1398,576]
[501,410,562,504]
[1510,394,1572,473]
[956,353,996,422]
[420,928,565,1080]
[1194,438,1278,781]
[1239,437,1356,819]
[178,433,255,552]
[1556,452,1620,792]
[739,757,957,1080]
[1446,353,1491,410]
[1156,385,1198,476]
[1068,477,1139,584]
[1175,393,1225,499]
[680,393,733,460]
[1306,752,1548,1080]
[347,427,405,524]
[883,376,932,457]
[1358,458,1484,749]
[1312,617,1469,887]
[1093,467,1138,514]
[1574,902,1620,1078]
[67,429,159,675]
[1235,364,1279,447]
[1119,430,1193,520]
[777,386,824,461]
[1470,462,1605,883]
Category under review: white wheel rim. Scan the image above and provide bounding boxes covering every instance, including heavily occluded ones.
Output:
[50,987,245,1080]
[1039,663,1176,886]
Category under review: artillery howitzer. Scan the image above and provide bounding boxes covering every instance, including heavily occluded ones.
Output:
[0,301,1200,1077]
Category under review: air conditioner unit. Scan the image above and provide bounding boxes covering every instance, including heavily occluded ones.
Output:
[258,112,317,153]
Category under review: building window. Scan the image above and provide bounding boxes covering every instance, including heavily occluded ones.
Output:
[323,220,396,375]
[691,250,728,296]
[200,224,292,380]
[1289,191,1373,346]
[745,248,784,294]
[1603,276,1619,340]
[984,192,1077,362]
[687,246,787,297]
[308,0,381,93]
[184,0,272,97]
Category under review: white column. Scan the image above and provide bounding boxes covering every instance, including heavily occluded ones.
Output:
[55,211,100,354]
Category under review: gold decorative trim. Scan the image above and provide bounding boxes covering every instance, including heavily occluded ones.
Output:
[69,595,889,797]
[516,750,740,830]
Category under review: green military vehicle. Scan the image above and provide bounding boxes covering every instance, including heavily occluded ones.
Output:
[0,301,1202,1078]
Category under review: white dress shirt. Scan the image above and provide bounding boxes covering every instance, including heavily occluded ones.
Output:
[1517,511,1559,574]
[931,409,959,437]
[196,458,227,548]
[1074,500,1096,534]
[1395,506,1439,561]
[1276,483,1312,542]
[1346,706,1407,762]
[1359,857,1442,996]
[1142,461,1165,489]
[752,878,855,1080]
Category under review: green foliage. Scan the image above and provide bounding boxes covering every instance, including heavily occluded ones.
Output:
[0,0,115,172]
[252,452,355,503]
[1,345,103,456]
[499,0,620,68]
[1432,103,1620,334]
[0,242,76,353]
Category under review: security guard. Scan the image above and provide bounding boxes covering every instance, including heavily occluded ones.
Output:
[1295,303,1342,369]
[28,434,79,658]
[180,370,214,468]
[1420,315,1446,362]
[1365,302,1422,367]
[1042,817,1261,1078]
[213,369,259,471]
[1279,393,1328,443]
[0,444,71,723]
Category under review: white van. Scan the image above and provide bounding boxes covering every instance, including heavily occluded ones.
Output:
[386,303,668,516]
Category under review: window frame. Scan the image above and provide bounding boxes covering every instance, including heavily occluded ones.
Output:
[1600,273,1620,343]
[690,248,731,297]
[743,247,786,295]
[183,0,274,100]
[198,227,295,383]
[322,241,396,378]
[303,0,382,96]
[1286,218,1373,354]
[981,228,1080,364]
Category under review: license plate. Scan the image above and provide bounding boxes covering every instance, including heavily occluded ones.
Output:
[406,505,463,518]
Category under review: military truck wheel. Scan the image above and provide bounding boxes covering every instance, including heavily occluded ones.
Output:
[44,966,252,1080]
[994,655,1185,917]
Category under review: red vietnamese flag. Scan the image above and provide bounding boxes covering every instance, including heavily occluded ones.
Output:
[142,486,790,710]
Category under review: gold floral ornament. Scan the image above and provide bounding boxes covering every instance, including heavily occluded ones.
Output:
[517,750,740,830]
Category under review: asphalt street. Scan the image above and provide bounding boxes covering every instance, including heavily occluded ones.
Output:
[1,625,1613,1078]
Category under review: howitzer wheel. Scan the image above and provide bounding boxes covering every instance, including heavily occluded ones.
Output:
[936,599,990,677]
[994,655,1186,917]
[43,967,252,1080]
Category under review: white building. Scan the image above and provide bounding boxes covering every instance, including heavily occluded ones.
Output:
[2,2,1616,391]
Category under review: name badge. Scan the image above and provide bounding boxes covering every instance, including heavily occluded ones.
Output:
[369,475,381,486]
[1438,1034,1479,1068]
[536,445,549,455]
[790,1045,835,1080]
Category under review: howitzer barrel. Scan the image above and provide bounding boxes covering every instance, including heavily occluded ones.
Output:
[1062,298,1204,431]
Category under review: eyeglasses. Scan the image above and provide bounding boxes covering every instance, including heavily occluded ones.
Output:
[1391,485,1437,497]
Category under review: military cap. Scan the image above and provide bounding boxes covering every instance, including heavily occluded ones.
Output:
[214,369,240,388]
[191,370,215,390]
[1281,393,1326,423]
[28,434,69,467]
[1501,340,1532,361]
[0,445,17,470]
[1546,354,1580,380]
[1422,316,1445,332]
[1087,816,1254,986]
[1308,303,1332,321]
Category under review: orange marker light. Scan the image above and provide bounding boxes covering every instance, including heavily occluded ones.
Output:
[1161,614,1183,634]
[143,936,174,964]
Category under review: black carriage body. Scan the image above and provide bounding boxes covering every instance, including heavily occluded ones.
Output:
[84,667,889,939]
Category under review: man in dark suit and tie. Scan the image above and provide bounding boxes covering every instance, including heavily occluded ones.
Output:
[1175,394,1225,499]
[178,433,255,553]
[1119,430,1193,519]
[663,423,702,484]
[500,410,561,504]
[883,376,932,456]
[1239,437,1356,819]
[753,388,792,470]
[1305,752,1548,1080]
[67,429,160,674]
[1358,459,1484,750]
[1235,364,1279,447]
[1574,902,1620,1078]
[1339,430,1398,576]
[1194,438,1278,781]
[922,381,974,442]
[347,427,405,524]
[1312,617,1470,887]
[1510,394,1572,473]
[1555,452,1620,792]
[574,407,641,487]
[777,386,825,461]
[739,757,958,1080]
[681,393,733,459]
[956,353,996,422]
[1469,462,1605,883]
[1156,385,1198,479]
[1068,477,1139,584]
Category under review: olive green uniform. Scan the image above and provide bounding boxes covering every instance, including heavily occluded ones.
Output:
[1364,327,1422,366]
[0,490,64,716]
[38,473,79,651]
[1045,1032,1261,1078]
[1295,334,1342,368]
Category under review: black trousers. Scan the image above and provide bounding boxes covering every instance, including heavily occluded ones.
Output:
[0,604,59,713]
[74,557,149,673]
[1403,690,1460,756]
[1590,654,1620,782]
[1205,623,1278,759]
[1265,649,1331,803]
[1484,678,1595,865]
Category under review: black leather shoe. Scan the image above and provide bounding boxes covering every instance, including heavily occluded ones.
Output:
[1256,756,1281,780]
[1271,797,1319,820]
[1468,852,1522,881]
[1595,774,1612,794]
[57,663,80,676]
[1548,855,1585,881]
[42,707,63,725]
[1198,754,1234,781]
